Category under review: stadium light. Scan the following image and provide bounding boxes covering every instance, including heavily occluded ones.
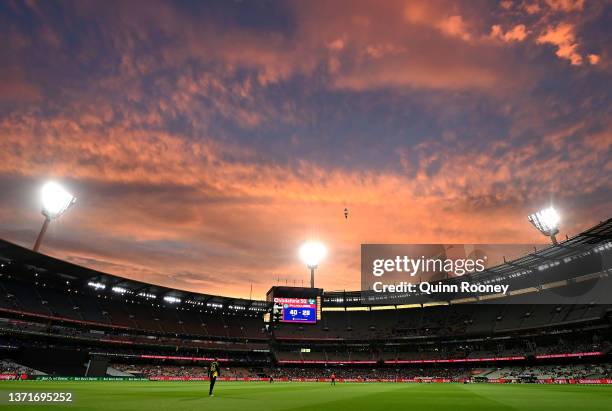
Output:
[528,206,560,244]
[163,296,181,304]
[299,241,326,288]
[33,182,77,252]
[87,281,106,290]
[138,292,156,299]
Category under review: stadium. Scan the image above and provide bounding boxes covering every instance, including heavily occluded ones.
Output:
[0,215,611,409]
[1,0,611,410]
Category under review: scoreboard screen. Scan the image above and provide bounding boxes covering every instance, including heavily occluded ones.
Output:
[274,297,317,323]
[267,286,323,324]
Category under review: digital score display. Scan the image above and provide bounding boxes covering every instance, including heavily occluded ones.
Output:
[273,297,318,323]
[267,286,323,324]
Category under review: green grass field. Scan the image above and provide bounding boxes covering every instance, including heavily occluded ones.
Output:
[1,381,611,411]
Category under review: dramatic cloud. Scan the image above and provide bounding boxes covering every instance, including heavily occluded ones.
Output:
[0,0,609,298]
[537,23,583,65]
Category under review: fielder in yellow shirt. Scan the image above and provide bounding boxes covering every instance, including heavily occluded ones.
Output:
[208,359,221,396]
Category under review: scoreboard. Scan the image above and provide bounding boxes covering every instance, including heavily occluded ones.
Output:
[267,286,323,324]
[274,297,317,323]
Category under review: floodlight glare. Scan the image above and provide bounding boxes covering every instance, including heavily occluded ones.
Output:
[33,182,77,252]
[528,206,561,244]
[299,241,326,288]
[41,182,76,219]
[299,241,327,268]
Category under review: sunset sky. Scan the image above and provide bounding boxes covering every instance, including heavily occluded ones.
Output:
[0,0,610,299]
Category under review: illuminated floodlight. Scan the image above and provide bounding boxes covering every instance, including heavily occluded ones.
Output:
[528,206,560,244]
[33,182,77,252]
[41,182,76,219]
[87,282,106,290]
[299,241,327,268]
[299,241,326,288]
[163,296,181,304]
[112,286,128,294]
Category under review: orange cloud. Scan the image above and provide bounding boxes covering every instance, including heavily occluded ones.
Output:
[587,54,600,65]
[327,38,345,51]
[436,15,472,41]
[0,106,609,297]
[524,3,542,14]
[544,0,585,12]
[0,0,608,298]
[286,1,535,92]
[7,0,561,96]
[490,24,528,42]
[537,23,583,65]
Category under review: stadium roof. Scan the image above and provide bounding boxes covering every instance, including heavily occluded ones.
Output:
[325,218,612,305]
[0,239,269,310]
[470,217,612,280]
[0,217,610,308]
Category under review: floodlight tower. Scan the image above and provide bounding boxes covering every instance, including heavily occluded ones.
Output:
[299,241,326,288]
[528,206,560,245]
[33,182,77,252]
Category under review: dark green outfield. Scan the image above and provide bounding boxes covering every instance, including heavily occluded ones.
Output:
[1,381,611,411]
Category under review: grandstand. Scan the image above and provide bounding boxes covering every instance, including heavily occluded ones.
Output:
[0,218,610,382]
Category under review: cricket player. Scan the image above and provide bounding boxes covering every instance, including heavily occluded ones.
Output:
[208,359,221,396]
